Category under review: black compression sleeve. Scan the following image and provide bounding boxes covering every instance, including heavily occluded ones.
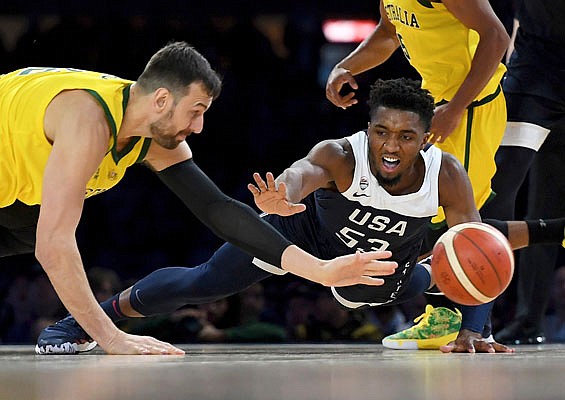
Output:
[156,159,292,267]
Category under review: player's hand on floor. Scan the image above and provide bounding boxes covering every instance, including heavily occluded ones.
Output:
[439,329,515,354]
[320,250,397,287]
[103,331,185,355]
[248,172,306,216]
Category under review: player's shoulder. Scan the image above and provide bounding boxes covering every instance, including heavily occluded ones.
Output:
[437,148,468,185]
[312,137,350,155]
[439,149,463,169]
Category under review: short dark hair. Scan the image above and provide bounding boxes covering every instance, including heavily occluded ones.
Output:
[137,41,222,101]
[368,78,435,131]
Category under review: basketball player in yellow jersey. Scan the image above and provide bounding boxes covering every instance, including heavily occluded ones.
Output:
[326,0,510,224]
[0,42,397,355]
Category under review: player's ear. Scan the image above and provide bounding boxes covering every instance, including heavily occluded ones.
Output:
[422,132,431,147]
[154,88,171,112]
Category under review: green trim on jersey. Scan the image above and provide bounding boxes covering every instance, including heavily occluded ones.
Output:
[135,138,152,163]
[85,85,141,164]
[416,0,442,9]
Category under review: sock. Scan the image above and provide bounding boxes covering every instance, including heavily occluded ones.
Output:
[100,293,127,323]
[526,218,565,245]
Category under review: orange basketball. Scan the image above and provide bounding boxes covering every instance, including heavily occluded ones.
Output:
[431,222,515,306]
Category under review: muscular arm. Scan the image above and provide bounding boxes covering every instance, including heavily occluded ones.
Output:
[437,152,511,353]
[438,152,481,226]
[275,139,352,202]
[441,0,510,112]
[37,91,183,355]
[36,91,122,348]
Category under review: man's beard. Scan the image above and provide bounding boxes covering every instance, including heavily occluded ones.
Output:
[150,116,180,150]
[375,172,402,188]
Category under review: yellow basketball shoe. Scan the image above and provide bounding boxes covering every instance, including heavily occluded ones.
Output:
[382,305,462,350]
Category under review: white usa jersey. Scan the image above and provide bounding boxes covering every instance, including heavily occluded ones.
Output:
[342,130,440,217]
[312,130,442,306]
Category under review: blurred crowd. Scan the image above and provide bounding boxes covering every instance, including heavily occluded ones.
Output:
[1,2,565,346]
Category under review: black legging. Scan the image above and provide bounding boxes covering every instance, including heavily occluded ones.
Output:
[0,201,40,257]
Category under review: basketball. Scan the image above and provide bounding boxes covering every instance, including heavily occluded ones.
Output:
[431,222,515,306]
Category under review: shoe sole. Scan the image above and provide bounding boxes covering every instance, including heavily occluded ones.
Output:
[35,341,98,355]
[382,332,459,350]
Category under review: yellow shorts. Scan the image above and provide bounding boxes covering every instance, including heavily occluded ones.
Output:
[432,86,506,225]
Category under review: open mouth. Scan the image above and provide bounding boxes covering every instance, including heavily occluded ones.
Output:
[382,156,400,172]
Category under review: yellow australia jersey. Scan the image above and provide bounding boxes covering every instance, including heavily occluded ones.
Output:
[0,68,151,207]
[382,0,506,101]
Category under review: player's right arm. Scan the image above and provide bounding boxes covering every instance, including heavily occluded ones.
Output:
[248,138,350,215]
[37,90,183,355]
[325,0,400,108]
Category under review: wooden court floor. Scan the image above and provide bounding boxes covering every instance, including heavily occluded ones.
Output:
[1,343,564,400]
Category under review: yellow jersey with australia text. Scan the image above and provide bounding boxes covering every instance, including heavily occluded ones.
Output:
[382,0,506,101]
[0,68,151,207]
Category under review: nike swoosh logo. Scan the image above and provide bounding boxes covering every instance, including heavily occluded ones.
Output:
[352,192,370,198]
[135,289,145,305]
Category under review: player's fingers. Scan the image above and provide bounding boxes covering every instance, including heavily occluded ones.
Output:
[288,203,307,214]
[247,183,260,196]
[147,339,185,355]
[331,92,357,109]
[266,172,276,189]
[358,276,385,286]
[253,172,268,192]
[440,341,475,353]
[427,133,438,144]
[326,78,343,97]
[490,342,515,353]
[473,340,495,353]
[277,181,288,196]
[439,343,456,353]
[358,250,393,261]
[365,260,397,275]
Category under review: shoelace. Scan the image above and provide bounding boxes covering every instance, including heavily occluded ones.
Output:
[404,306,434,333]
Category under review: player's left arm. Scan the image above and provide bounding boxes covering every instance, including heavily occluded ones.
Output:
[437,152,514,353]
[438,152,481,227]
[429,0,510,143]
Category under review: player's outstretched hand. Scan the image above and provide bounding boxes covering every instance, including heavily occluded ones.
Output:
[325,67,359,109]
[319,250,397,287]
[439,329,515,354]
[102,331,185,355]
[248,172,306,216]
